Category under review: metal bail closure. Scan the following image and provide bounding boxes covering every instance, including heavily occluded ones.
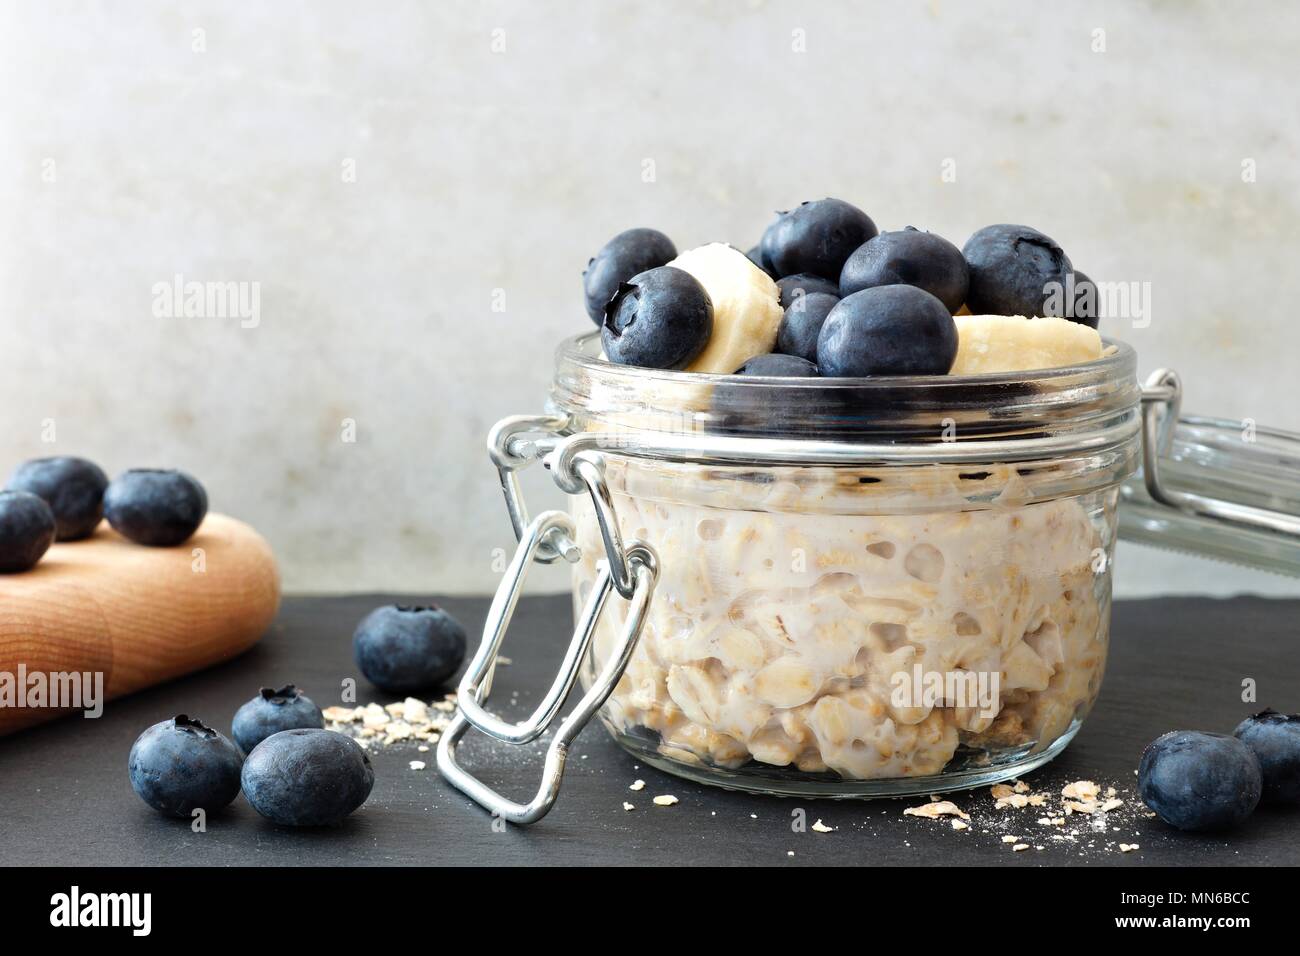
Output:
[437,509,658,825]
[1141,368,1300,538]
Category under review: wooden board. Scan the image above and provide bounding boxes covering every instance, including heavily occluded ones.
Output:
[0,513,279,735]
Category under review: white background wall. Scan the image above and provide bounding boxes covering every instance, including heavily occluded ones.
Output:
[2,0,1298,596]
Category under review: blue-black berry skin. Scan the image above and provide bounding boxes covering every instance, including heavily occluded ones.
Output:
[6,456,109,541]
[745,245,777,279]
[241,729,374,827]
[127,715,244,818]
[817,286,958,377]
[583,228,677,325]
[962,224,1074,318]
[840,228,969,314]
[601,266,713,370]
[1138,730,1262,831]
[777,292,839,363]
[776,273,840,310]
[232,685,325,754]
[1234,710,1300,804]
[761,199,878,280]
[1068,270,1101,329]
[0,490,56,573]
[103,469,208,547]
[353,604,468,694]
[734,353,819,377]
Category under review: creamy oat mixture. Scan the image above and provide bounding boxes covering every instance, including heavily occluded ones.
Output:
[573,463,1108,780]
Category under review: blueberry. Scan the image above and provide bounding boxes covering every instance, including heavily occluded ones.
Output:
[1067,270,1100,329]
[0,490,56,573]
[6,456,109,541]
[734,353,819,376]
[962,224,1074,317]
[231,684,325,754]
[816,286,958,377]
[1234,709,1300,804]
[1138,730,1262,831]
[601,266,713,370]
[775,273,840,310]
[776,292,839,363]
[103,469,208,547]
[583,228,677,325]
[839,227,969,314]
[241,729,374,827]
[127,715,244,818]
[744,245,777,279]
[353,604,468,694]
[761,198,878,280]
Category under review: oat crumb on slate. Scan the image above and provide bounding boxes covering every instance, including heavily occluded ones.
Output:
[629,779,646,791]
[408,760,426,770]
[951,819,968,831]
[1001,835,1019,843]
[653,795,678,806]
[811,819,834,833]
[1119,843,1140,853]
[903,800,969,820]
[1012,843,1029,852]
[623,802,635,811]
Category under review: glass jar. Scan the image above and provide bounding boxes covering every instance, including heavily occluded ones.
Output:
[437,333,1300,823]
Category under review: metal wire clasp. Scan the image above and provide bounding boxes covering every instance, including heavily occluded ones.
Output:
[439,419,659,825]
[1141,369,1300,537]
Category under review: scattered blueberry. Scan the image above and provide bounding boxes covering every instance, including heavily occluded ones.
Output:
[816,286,958,377]
[354,604,468,694]
[1234,709,1300,804]
[231,684,325,754]
[127,715,244,818]
[103,469,208,547]
[776,292,839,363]
[734,353,819,376]
[1138,730,1262,831]
[761,198,878,280]
[0,490,56,574]
[6,456,109,541]
[583,228,677,326]
[776,273,840,310]
[839,227,969,314]
[241,729,374,827]
[601,266,713,370]
[962,223,1074,318]
[1067,270,1100,329]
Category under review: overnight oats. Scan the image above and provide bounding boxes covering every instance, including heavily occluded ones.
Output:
[559,201,1137,797]
[441,197,1148,817]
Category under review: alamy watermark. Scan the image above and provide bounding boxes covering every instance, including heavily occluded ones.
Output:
[0,666,104,718]
[152,273,261,328]
[890,664,1000,719]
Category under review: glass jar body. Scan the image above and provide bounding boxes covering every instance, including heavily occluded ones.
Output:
[552,332,1139,797]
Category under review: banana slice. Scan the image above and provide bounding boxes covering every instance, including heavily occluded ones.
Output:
[668,243,783,374]
[950,315,1102,375]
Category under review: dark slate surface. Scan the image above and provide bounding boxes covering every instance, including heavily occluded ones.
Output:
[0,593,1296,867]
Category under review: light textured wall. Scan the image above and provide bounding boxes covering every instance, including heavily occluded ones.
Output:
[2,0,1297,597]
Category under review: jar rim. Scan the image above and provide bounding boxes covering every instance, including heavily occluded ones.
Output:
[555,329,1134,389]
[550,331,1141,445]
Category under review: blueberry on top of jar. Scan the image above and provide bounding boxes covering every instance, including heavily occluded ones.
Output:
[777,292,840,364]
[601,266,713,370]
[961,224,1074,319]
[776,273,840,310]
[761,198,878,281]
[817,285,959,377]
[839,227,969,314]
[583,228,677,326]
